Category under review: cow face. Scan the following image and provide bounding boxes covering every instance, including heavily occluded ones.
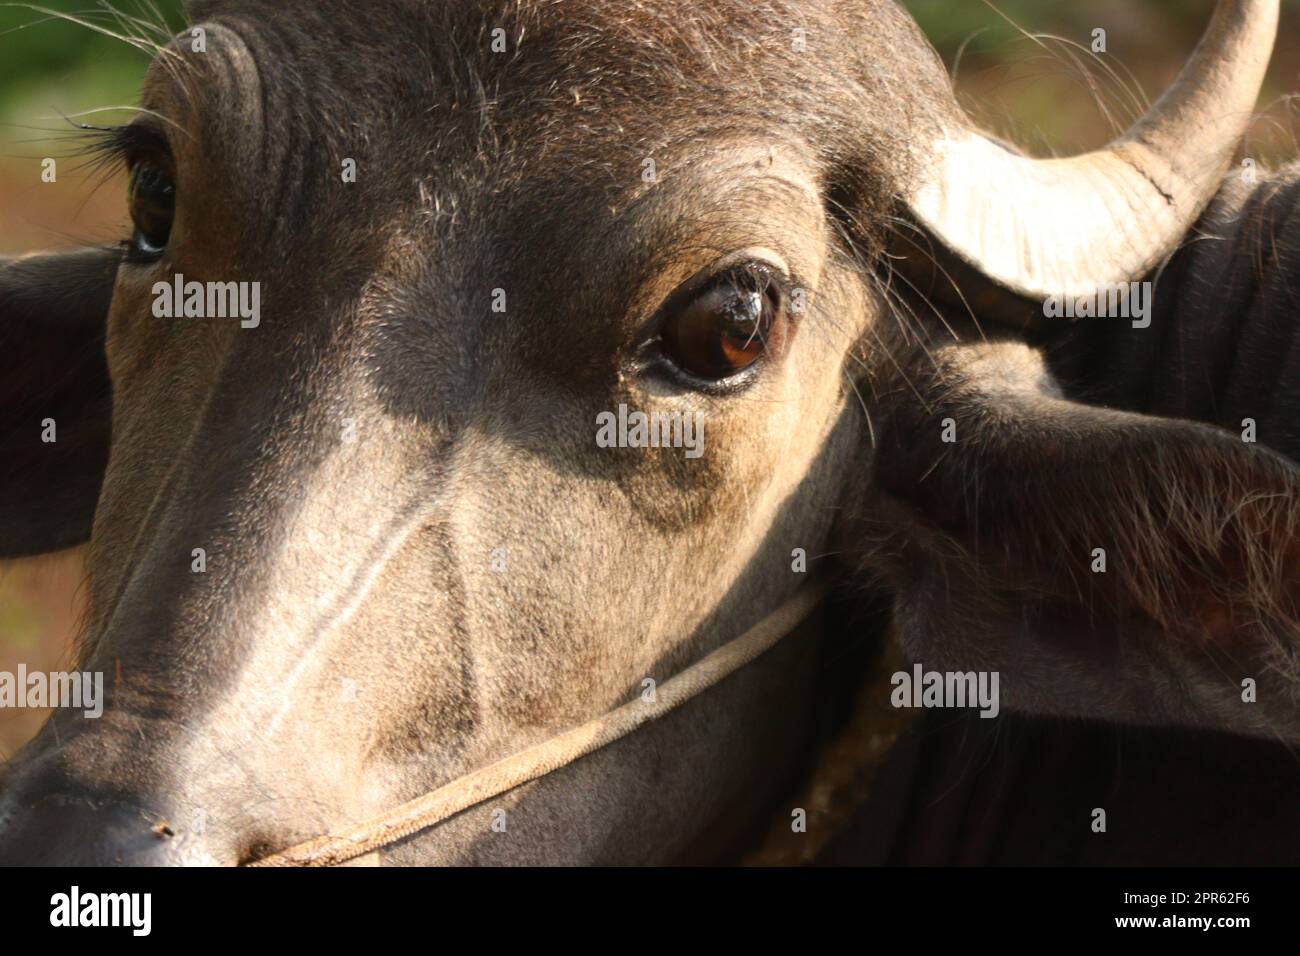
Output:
[0,0,914,864]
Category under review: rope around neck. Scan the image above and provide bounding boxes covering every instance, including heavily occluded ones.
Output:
[248,582,828,867]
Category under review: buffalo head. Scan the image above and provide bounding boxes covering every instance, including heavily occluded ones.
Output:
[0,0,1294,865]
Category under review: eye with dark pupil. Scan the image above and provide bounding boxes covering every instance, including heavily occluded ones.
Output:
[662,268,782,380]
[127,161,175,256]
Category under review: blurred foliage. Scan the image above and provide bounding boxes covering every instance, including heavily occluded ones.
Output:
[909,0,1300,49]
[0,585,37,651]
[913,0,1204,47]
[904,0,1300,160]
[0,1,184,136]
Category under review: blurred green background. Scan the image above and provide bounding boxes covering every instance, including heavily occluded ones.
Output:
[1,1,184,168]
[0,0,1297,756]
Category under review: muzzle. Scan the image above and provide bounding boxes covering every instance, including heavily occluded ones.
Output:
[248,582,827,866]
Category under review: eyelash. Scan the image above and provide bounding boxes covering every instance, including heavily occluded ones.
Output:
[70,122,175,263]
[71,121,167,176]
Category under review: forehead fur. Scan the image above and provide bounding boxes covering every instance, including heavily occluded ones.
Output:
[177,0,959,200]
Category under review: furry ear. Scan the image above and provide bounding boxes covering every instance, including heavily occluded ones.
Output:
[0,248,119,557]
[862,340,1300,741]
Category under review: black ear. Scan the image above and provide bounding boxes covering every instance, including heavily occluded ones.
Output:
[0,248,119,557]
[863,340,1300,741]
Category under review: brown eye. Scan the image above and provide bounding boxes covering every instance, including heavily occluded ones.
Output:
[127,158,175,260]
[661,265,785,380]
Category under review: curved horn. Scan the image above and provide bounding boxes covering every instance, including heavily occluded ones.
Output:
[905,0,1278,311]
